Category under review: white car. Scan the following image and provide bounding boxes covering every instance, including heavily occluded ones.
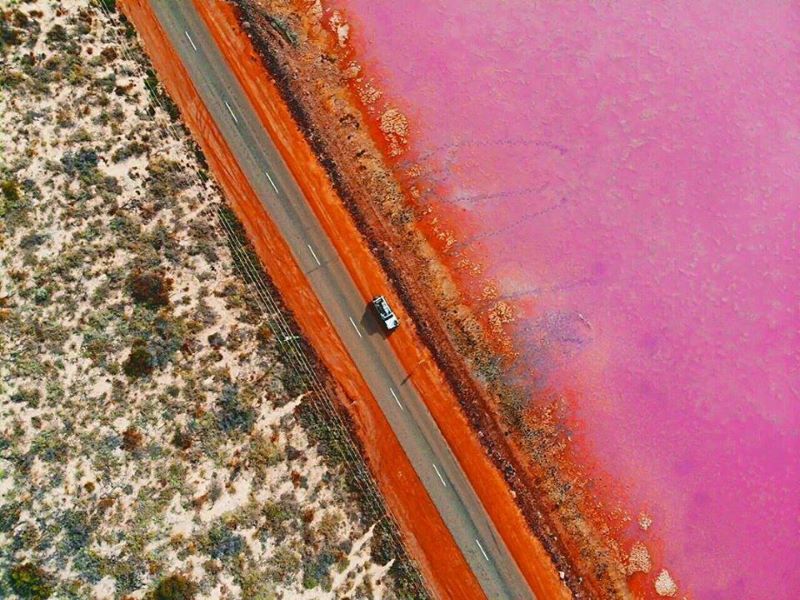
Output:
[371,295,399,331]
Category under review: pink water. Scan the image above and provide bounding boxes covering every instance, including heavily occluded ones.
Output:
[330,1,800,597]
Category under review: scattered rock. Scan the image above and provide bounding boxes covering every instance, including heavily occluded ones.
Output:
[626,541,652,575]
[655,569,678,597]
[379,108,409,156]
[328,11,349,47]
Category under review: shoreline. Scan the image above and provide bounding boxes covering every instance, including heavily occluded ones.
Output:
[222,0,648,597]
[215,0,582,597]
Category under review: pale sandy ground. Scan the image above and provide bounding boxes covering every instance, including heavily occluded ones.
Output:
[0,1,408,598]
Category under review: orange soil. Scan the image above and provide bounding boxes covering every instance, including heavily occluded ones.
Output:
[193,2,569,600]
[117,1,483,598]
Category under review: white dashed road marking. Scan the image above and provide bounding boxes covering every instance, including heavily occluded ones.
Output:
[390,387,404,411]
[265,170,279,194]
[475,539,490,562]
[432,463,447,487]
[224,101,238,123]
[184,30,198,51]
[349,317,362,338]
[307,244,321,266]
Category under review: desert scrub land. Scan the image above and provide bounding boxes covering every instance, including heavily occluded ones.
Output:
[0,2,424,598]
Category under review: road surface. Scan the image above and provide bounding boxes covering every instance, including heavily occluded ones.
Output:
[149,3,534,598]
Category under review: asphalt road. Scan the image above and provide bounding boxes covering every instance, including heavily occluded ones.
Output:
[149,3,534,598]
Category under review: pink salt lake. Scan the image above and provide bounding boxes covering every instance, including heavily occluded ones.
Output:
[331,1,800,597]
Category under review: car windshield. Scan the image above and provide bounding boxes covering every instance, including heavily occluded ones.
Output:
[374,298,389,314]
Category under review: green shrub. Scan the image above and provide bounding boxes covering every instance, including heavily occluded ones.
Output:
[171,427,192,450]
[268,546,301,583]
[303,550,335,592]
[239,567,277,600]
[0,16,23,52]
[33,287,51,305]
[123,341,154,378]
[29,431,68,462]
[121,427,144,452]
[19,232,48,249]
[1,174,25,204]
[0,68,24,87]
[1,178,20,214]
[216,383,254,433]
[127,270,171,307]
[261,499,297,541]
[206,522,245,561]
[60,148,98,179]
[248,434,282,481]
[73,548,104,584]
[60,509,92,553]
[267,16,298,47]
[8,563,53,599]
[0,502,21,533]
[150,574,195,600]
[148,313,186,368]
[256,323,272,346]
[10,387,40,408]
[45,24,67,44]
[146,157,192,198]
[112,140,148,162]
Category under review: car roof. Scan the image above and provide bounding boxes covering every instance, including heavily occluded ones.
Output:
[373,296,394,315]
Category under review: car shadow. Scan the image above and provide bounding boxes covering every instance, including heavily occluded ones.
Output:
[360,305,389,338]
